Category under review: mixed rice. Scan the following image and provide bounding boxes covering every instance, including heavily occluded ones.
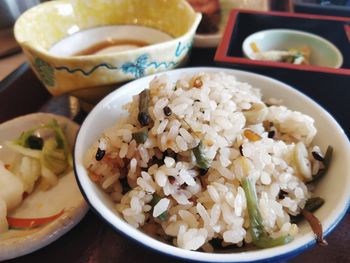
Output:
[85,72,328,251]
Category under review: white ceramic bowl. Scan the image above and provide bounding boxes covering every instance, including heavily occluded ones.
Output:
[242,29,343,68]
[74,67,350,262]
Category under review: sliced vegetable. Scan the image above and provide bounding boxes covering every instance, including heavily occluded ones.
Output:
[138,89,151,127]
[304,197,325,213]
[193,141,211,170]
[310,146,333,182]
[6,141,41,159]
[294,142,312,181]
[7,209,64,229]
[46,119,72,168]
[132,130,148,144]
[0,198,8,233]
[290,196,325,224]
[242,178,293,248]
[243,103,268,124]
[301,209,327,246]
[41,137,68,175]
[157,211,168,221]
[311,151,324,162]
[0,161,24,211]
[11,119,72,168]
[18,156,41,194]
[250,42,260,53]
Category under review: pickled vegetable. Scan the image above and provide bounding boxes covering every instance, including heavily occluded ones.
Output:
[193,141,211,170]
[242,178,293,248]
[138,89,151,127]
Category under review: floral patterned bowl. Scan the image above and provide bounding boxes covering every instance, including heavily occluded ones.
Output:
[14,0,201,105]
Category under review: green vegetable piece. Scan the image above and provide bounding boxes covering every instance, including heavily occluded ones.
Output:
[290,197,325,224]
[138,89,151,127]
[13,119,72,168]
[242,178,293,248]
[41,137,68,175]
[46,119,72,167]
[157,211,168,221]
[304,197,325,213]
[150,194,168,221]
[254,235,294,248]
[193,141,210,170]
[132,130,148,144]
[311,146,333,183]
[119,177,131,194]
[150,194,162,207]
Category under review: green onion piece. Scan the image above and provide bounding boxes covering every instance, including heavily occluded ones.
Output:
[119,177,131,194]
[138,89,151,127]
[150,194,168,221]
[132,130,148,144]
[157,211,168,221]
[310,146,333,183]
[150,194,162,207]
[242,178,293,248]
[304,197,325,213]
[193,141,210,170]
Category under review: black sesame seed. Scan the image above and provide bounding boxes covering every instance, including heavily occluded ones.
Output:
[26,135,43,150]
[168,176,176,184]
[163,106,172,116]
[312,151,324,162]
[199,168,209,176]
[165,149,177,161]
[180,183,188,189]
[138,112,150,127]
[278,190,288,199]
[95,147,105,161]
[268,130,275,139]
[239,145,244,156]
[119,177,131,194]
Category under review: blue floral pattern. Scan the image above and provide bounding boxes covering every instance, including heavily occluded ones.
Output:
[45,41,192,82]
[121,54,149,78]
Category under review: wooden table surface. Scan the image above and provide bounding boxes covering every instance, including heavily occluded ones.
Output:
[1,42,349,263]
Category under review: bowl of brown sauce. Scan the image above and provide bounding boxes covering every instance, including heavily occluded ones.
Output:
[14,0,201,106]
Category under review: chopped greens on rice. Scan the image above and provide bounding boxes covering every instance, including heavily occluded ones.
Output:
[85,72,330,251]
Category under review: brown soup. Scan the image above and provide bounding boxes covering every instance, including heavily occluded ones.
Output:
[74,39,149,56]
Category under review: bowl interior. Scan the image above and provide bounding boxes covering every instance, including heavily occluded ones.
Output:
[15,0,197,52]
[49,25,174,56]
[74,67,350,262]
[242,29,343,68]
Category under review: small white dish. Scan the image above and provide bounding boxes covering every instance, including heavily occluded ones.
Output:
[194,0,269,48]
[242,29,343,68]
[0,113,88,261]
[74,67,350,262]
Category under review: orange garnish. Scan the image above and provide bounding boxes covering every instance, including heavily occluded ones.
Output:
[244,129,262,142]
